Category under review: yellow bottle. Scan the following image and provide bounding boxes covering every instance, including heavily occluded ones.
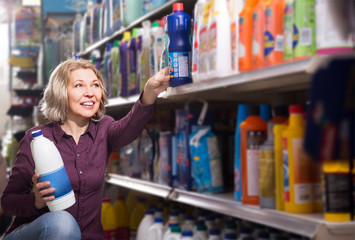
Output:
[113,196,130,240]
[282,105,314,213]
[322,159,354,222]
[273,122,288,211]
[129,197,147,239]
[101,198,118,240]
[125,190,138,217]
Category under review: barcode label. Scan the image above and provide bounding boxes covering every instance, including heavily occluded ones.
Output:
[275,34,284,51]
[300,27,312,46]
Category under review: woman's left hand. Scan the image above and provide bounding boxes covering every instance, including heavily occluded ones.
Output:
[141,67,170,105]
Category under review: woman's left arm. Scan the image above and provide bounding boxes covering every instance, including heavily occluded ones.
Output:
[107,67,170,150]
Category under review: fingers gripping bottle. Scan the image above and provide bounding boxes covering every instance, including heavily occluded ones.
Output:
[30,130,75,211]
[167,3,193,87]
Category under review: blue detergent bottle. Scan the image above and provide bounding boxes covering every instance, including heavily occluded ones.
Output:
[167,3,192,87]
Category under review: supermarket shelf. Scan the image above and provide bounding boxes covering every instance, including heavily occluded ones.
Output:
[77,0,193,58]
[105,173,172,199]
[163,58,313,100]
[105,58,313,111]
[106,174,355,240]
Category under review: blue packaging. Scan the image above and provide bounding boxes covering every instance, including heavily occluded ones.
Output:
[167,3,192,87]
[119,37,129,97]
[189,125,223,193]
[234,104,249,201]
[158,131,173,187]
[174,100,213,190]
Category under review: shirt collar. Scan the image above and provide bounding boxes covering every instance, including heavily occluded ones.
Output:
[52,120,97,144]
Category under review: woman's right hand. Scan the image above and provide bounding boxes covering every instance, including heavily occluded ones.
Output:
[32,173,55,209]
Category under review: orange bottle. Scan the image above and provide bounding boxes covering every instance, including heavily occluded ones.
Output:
[264,0,285,67]
[239,0,258,71]
[252,0,266,69]
[240,105,267,205]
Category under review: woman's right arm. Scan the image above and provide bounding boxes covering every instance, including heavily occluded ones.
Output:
[1,131,48,217]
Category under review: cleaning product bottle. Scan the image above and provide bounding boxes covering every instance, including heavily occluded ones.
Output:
[316,0,355,55]
[322,159,353,222]
[150,21,164,77]
[110,0,123,33]
[165,226,182,240]
[293,0,316,60]
[147,217,165,240]
[128,28,138,96]
[137,209,155,240]
[252,0,266,69]
[224,233,237,240]
[140,20,152,92]
[72,13,82,54]
[30,130,75,211]
[283,105,314,213]
[123,0,143,26]
[198,0,212,81]
[234,104,249,201]
[259,104,288,209]
[229,0,245,73]
[194,224,208,240]
[239,0,258,71]
[103,0,112,37]
[182,215,195,232]
[259,104,272,122]
[111,40,120,97]
[101,198,118,240]
[182,230,194,240]
[91,0,103,44]
[113,196,130,240]
[158,131,173,187]
[120,31,131,97]
[208,229,222,240]
[207,0,232,78]
[167,3,192,87]
[264,0,285,67]
[129,197,147,240]
[81,0,94,50]
[273,121,288,211]
[240,105,267,205]
[192,0,207,82]
[103,43,113,98]
[283,0,294,62]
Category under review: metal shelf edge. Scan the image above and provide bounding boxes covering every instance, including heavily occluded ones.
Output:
[105,173,172,199]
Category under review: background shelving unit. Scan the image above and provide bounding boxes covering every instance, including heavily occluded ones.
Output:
[75,0,355,239]
[106,174,355,240]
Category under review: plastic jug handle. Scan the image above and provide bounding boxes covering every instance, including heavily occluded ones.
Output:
[184,98,208,125]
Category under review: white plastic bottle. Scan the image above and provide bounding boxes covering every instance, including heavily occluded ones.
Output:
[147,217,165,240]
[207,0,232,79]
[72,13,82,54]
[205,216,215,231]
[182,230,194,240]
[237,227,252,240]
[165,226,182,240]
[30,130,75,211]
[191,0,207,82]
[137,209,155,240]
[193,224,208,240]
[163,223,180,240]
[181,215,195,232]
[208,229,222,240]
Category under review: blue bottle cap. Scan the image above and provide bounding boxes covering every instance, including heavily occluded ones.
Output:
[32,130,42,138]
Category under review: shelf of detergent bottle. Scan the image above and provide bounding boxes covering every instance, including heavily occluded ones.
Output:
[105,57,313,109]
[77,0,191,58]
[105,173,355,240]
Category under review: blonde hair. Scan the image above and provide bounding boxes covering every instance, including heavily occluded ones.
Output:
[39,59,108,123]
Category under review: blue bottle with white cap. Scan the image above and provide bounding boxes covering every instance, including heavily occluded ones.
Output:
[30,130,75,211]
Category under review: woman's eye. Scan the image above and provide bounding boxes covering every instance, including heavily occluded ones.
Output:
[75,84,82,88]
[93,83,100,88]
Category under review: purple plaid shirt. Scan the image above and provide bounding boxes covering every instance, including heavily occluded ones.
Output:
[1,99,155,239]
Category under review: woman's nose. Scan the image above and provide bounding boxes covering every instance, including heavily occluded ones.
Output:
[85,86,94,96]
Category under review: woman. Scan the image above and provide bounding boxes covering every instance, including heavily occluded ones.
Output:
[1,59,170,239]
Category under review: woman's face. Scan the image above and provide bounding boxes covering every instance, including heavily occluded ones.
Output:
[67,68,102,122]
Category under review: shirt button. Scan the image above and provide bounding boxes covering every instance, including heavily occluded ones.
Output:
[78,218,81,221]
[77,153,80,157]
[79,171,83,174]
